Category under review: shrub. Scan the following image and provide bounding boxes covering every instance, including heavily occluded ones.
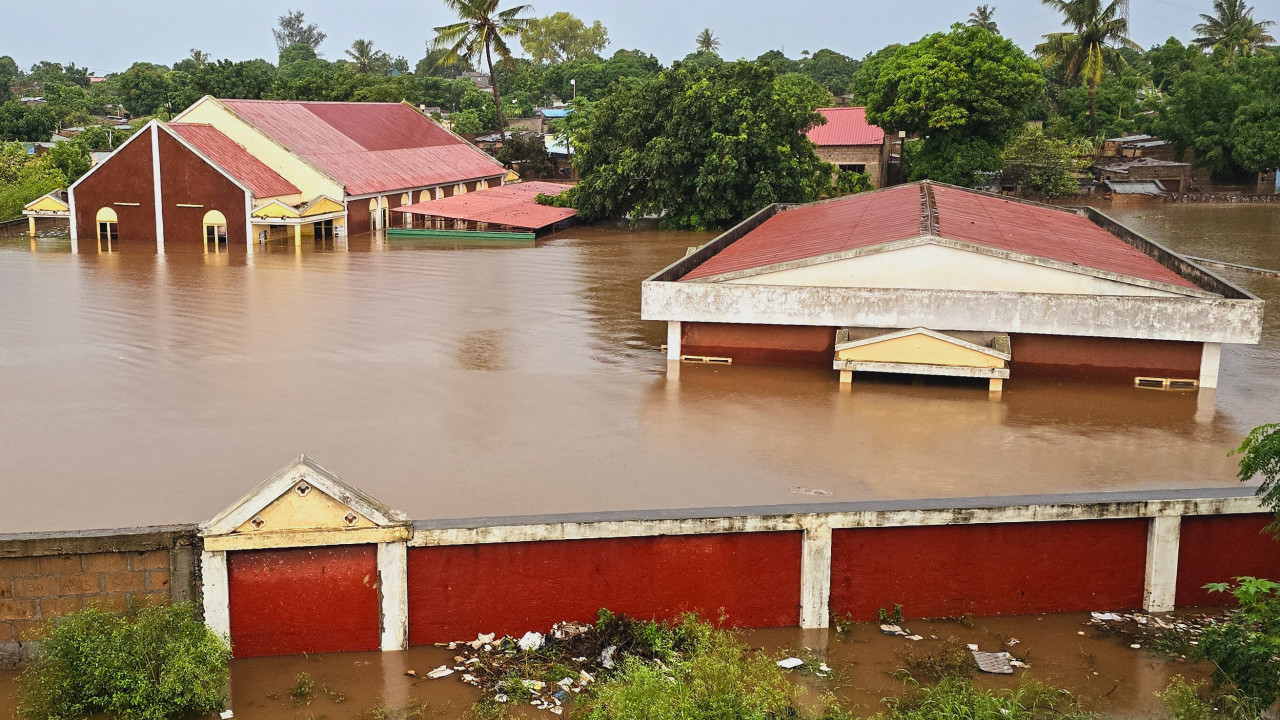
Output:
[881,677,1095,720]
[1197,577,1280,708]
[896,638,975,682]
[18,603,231,720]
[1159,676,1257,720]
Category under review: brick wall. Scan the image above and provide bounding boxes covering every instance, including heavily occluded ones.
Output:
[0,526,200,667]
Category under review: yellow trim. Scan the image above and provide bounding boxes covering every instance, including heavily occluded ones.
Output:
[252,199,301,219]
[204,526,411,551]
[25,195,69,213]
[202,209,228,226]
[113,202,140,207]
[176,203,204,208]
[300,196,344,216]
[835,333,1007,369]
[95,207,118,223]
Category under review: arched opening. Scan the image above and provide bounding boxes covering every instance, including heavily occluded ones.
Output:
[368,198,387,231]
[203,210,228,253]
[95,207,118,252]
[400,193,411,227]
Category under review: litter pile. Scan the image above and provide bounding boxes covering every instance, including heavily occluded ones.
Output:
[1084,610,1218,658]
[879,623,1031,675]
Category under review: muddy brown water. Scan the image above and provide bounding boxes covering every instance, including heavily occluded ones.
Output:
[1,205,1278,534]
[0,613,1217,719]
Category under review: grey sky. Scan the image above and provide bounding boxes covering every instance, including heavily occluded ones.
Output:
[6,0,1279,74]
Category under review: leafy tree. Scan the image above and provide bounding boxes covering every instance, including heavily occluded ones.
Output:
[1148,37,1206,92]
[1051,70,1153,138]
[42,83,92,125]
[520,12,609,64]
[496,130,554,176]
[416,47,474,78]
[346,39,391,74]
[1236,423,1280,521]
[47,140,90,181]
[1194,0,1276,62]
[542,49,661,103]
[0,101,59,141]
[848,44,903,103]
[866,24,1044,186]
[1036,0,1138,136]
[273,9,327,56]
[26,61,90,89]
[449,109,485,134]
[0,145,66,221]
[0,56,19,97]
[72,123,135,151]
[279,42,319,67]
[775,72,831,110]
[185,49,211,71]
[1001,126,1087,196]
[433,0,533,131]
[799,48,859,96]
[968,4,1000,33]
[754,50,800,75]
[562,61,832,230]
[117,64,171,117]
[677,50,724,73]
[695,28,721,53]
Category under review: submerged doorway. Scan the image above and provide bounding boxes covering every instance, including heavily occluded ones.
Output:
[203,210,228,252]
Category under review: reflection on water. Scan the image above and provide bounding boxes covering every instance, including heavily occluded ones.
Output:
[0,208,1277,534]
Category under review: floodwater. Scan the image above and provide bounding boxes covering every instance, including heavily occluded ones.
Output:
[0,204,1277,534]
[0,613,1217,719]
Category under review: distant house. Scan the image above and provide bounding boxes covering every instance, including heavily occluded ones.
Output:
[1094,157,1191,193]
[68,97,506,253]
[19,97,45,106]
[461,71,492,91]
[805,107,889,188]
[535,108,570,134]
[1101,134,1178,161]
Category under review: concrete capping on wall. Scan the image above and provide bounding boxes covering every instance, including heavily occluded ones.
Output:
[1081,208,1257,300]
[641,280,1263,344]
[407,487,1263,546]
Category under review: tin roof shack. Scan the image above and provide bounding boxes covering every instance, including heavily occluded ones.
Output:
[806,107,889,188]
[1095,157,1192,194]
[642,182,1262,390]
[1101,134,1179,161]
[391,181,577,242]
[68,97,507,252]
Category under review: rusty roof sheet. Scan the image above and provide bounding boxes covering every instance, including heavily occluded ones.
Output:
[219,100,506,196]
[681,182,1200,289]
[806,107,885,147]
[393,181,577,231]
[168,122,300,198]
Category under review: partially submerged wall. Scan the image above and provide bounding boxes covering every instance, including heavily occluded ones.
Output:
[0,526,200,668]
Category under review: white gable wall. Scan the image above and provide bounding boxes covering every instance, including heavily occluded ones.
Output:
[721,243,1186,297]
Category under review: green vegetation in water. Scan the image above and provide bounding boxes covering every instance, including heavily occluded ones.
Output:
[16,602,230,720]
[1159,675,1257,720]
[878,604,905,625]
[363,698,430,720]
[1196,576,1280,710]
[289,671,314,701]
[879,677,1096,720]
[896,638,976,683]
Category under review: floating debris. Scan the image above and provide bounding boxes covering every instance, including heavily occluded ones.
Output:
[519,631,546,651]
[426,665,454,679]
[776,657,805,669]
[972,650,1015,674]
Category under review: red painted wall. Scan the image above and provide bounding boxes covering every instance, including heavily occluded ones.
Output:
[406,532,801,645]
[227,545,380,658]
[682,322,836,368]
[1176,514,1280,606]
[1010,334,1202,383]
[72,127,157,248]
[157,131,248,248]
[347,199,371,235]
[830,520,1148,620]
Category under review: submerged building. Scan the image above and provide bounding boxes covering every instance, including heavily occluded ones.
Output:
[643,182,1263,389]
[67,97,507,253]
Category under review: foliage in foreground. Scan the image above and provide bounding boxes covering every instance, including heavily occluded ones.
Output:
[1196,576,1280,709]
[1160,675,1258,720]
[18,603,231,720]
[1235,423,1280,525]
[879,677,1096,720]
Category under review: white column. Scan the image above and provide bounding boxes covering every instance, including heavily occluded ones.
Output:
[666,321,682,361]
[378,541,409,651]
[799,520,833,629]
[69,191,78,252]
[150,124,165,253]
[1143,515,1181,613]
[1199,342,1221,389]
[201,550,231,640]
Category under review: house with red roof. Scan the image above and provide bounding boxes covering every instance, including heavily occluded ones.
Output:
[806,107,891,188]
[643,182,1263,391]
[68,97,507,252]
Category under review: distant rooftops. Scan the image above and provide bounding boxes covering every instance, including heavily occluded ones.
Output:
[1097,157,1190,173]
[806,107,885,147]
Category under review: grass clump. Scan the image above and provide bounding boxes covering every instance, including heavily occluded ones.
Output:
[363,698,430,720]
[17,602,230,720]
[896,638,975,683]
[1159,676,1258,720]
[881,677,1095,720]
[289,672,314,700]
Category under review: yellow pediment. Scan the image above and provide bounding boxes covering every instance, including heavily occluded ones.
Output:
[300,196,344,216]
[234,481,376,534]
[836,331,1007,369]
[25,194,70,213]
[252,200,301,219]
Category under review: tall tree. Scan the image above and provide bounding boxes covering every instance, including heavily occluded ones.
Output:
[346,39,388,74]
[695,28,721,53]
[273,10,327,55]
[432,0,533,131]
[520,12,609,64]
[968,5,1000,33]
[188,49,210,70]
[1193,0,1276,62]
[1036,0,1138,135]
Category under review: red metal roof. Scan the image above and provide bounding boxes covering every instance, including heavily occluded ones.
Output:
[219,99,507,196]
[167,122,300,198]
[806,107,885,147]
[393,181,577,231]
[681,182,1200,289]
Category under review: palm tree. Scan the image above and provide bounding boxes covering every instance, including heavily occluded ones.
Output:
[1036,0,1138,135]
[968,5,1000,33]
[1193,0,1276,61]
[433,0,533,131]
[346,39,379,73]
[188,49,210,69]
[695,28,721,53]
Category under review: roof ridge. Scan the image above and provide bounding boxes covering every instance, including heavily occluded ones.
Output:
[920,181,939,236]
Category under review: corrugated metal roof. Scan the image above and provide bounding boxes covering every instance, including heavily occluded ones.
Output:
[1097,157,1189,174]
[1106,180,1168,195]
[682,182,1200,289]
[168,123,300,198]
[806,107,885,147]
[219,100,507,196]
[393,181,577,231]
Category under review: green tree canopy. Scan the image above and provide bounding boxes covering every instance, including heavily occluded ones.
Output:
[562,61,833,230]
[968,5,1000,33]
[1001,126,1087,196]
[695,29,721,54]
[0,101,59,141]
[273,9,327,56]
[866,24,1044,185]
[520,12,609,64]
[346,39,392,74]
[1194,0,1276,62]
[799,48,859,96]
[1036,0,1138,135]
[433,0,534,131]
[117,64,171,117]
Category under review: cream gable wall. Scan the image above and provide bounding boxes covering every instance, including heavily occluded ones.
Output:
[722,243,1186,297]
[175,99,345,201]
[836,333,1006,368]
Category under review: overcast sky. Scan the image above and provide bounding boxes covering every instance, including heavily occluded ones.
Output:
[7,0,1280,74]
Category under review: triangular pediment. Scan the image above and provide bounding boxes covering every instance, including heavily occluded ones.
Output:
[251,199,301,219]
[713,239,1207,298]
[25,192,70,213]
[300,196,344,216]
[836,328,1009,369]
[203,455,409,538]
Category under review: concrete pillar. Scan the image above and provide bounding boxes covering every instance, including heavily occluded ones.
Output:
[839,369,853,384]
[1199,343,1221,389]
[988,378,1003,393]
[666,321,682,362]
[28,216,36,237]
[294,224,302,247]
[378,541,409,651]
[201,550,231,640]
[1143,515,1181,613]
[799,520,833,629]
